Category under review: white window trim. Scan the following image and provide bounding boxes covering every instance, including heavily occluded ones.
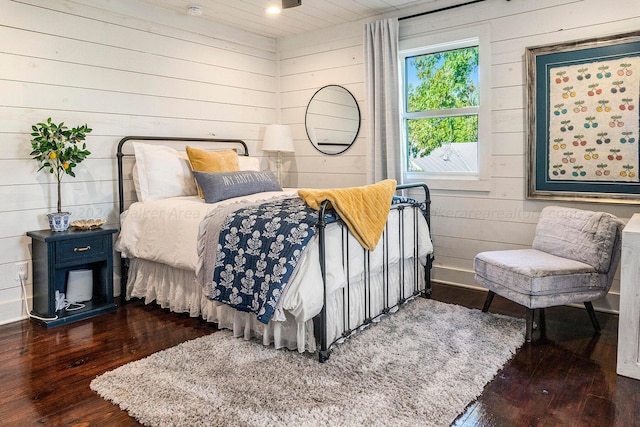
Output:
[399,23,492,192]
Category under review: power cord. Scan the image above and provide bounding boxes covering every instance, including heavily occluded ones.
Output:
[19,268,86,321]
[19,274,58,322]
[56,291,86,312]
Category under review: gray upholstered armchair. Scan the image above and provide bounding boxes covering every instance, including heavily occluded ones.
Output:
[474,206,625,342]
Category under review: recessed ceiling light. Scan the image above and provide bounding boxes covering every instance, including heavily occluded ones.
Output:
[187,5,203,16]
[266,5,281,14]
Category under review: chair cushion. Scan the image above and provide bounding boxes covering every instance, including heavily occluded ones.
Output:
[474,249,604,308]
[532,206,623,273]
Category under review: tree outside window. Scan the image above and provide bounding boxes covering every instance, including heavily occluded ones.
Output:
[403,45,479,173]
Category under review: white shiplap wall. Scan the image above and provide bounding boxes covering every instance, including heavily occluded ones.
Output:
[279,23,367,188]
[0,0,278,324]
[2,0,639,326]
[278,0,640,312]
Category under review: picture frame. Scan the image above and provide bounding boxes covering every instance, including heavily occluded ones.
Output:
[526,31,640,204]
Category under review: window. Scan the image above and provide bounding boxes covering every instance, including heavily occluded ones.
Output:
[399,25,490,189]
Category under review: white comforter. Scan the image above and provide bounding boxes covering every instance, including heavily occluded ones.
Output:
[116,191,297,270]
[116,190,433,323]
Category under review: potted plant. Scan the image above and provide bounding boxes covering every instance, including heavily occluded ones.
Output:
[30,118,92,231]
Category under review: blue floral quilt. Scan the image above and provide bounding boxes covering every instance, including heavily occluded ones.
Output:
[210,197,320,324]
[209,195,423,324]
[391,195,427,218]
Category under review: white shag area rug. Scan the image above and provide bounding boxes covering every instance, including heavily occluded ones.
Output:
[91,298,524,427]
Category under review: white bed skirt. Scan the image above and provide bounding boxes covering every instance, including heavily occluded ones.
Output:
[126,256,425,354]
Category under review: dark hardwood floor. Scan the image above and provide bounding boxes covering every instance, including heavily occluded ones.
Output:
[443,284,640,427]
[0,283,638,426]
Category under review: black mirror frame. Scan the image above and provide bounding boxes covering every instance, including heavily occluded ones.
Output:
[305,85,361,155]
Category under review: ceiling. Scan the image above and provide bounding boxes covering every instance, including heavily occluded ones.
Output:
[138,0,478,39]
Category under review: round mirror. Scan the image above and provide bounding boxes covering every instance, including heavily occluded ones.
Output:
[305,85,360,155]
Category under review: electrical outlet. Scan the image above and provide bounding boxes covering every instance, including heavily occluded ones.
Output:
[15,262,28,282]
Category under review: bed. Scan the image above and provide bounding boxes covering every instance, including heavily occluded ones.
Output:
[116,136,434,361]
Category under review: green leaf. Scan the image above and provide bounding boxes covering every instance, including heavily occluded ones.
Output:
[29,118,92,180]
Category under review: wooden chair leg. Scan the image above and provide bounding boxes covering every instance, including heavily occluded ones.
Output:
[539,308,546,334]
[525,308,534,342]
[536,308,548,339]
[584,301,601,334]
[482,291,495,312]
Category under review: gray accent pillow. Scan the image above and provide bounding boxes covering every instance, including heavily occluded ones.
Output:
[192,170,282,203]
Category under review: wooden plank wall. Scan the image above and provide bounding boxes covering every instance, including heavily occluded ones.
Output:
[0,0,277,324]
[278,0,640,312]
[2,0,639,325]
[279,24,367,188]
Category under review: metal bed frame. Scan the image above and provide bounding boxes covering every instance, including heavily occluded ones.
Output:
[116,136,248,297]
[315,183,433,361]
[116,136,433,362]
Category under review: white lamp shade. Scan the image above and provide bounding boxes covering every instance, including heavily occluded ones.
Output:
[262,124,294,153]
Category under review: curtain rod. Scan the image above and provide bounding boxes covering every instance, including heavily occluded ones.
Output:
[399,0,503,21]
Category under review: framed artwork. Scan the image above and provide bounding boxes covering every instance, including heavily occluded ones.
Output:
[526,31,640,204]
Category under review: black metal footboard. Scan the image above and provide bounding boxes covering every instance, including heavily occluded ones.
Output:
[314,183,434,362]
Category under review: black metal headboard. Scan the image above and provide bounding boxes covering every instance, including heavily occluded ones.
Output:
[116,136,249,215]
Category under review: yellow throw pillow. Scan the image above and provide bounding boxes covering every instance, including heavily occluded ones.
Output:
[186,146,240,198]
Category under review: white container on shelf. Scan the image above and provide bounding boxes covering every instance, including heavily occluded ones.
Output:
[66,269,93,302]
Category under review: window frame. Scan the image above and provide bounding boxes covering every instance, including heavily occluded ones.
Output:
[399,24,491,191]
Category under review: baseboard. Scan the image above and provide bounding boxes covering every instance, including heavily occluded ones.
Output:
[0,296,27,326]
[114,275,121,298]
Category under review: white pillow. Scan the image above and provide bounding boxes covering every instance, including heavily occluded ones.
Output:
[132,142,198,202]
[238,155,260,171]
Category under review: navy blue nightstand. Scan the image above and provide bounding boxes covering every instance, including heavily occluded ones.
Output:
[26,227,118,327]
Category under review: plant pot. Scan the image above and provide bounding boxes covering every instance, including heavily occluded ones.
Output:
[47,212,71,232]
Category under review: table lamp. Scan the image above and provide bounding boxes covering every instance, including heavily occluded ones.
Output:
[262,124,294,186]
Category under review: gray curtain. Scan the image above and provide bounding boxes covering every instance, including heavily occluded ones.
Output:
[364,18,401,184]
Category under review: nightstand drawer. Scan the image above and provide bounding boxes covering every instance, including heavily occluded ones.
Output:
[56,235,106,264]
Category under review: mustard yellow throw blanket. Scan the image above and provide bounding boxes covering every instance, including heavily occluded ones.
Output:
[298,179,397,251]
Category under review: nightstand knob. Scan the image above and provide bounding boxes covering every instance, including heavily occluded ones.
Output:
[74,245,91,252]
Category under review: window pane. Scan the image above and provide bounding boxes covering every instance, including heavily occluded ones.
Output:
[407,115,478,173]
[405,46,479,113]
